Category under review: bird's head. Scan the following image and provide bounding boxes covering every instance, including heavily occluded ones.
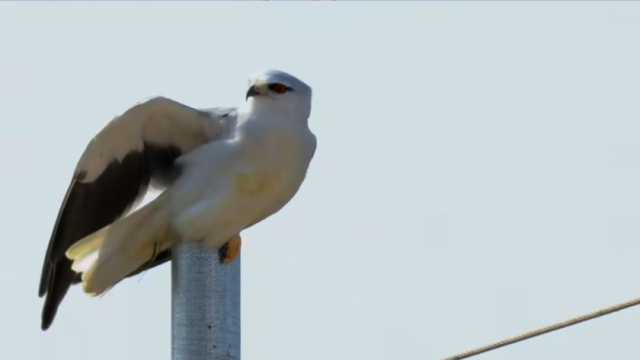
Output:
[245,70,312,119]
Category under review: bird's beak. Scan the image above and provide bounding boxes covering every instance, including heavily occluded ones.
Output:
[246,85,262,100]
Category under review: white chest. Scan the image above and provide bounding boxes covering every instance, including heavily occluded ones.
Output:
[234,125,315,217]
[170,107,316,246]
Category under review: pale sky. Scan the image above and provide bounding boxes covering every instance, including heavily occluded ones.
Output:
[3,2,640,359]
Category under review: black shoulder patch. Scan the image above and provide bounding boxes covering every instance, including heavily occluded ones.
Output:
[145,142,183,188]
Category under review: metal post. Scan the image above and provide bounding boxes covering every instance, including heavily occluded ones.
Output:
[172,241,241,360]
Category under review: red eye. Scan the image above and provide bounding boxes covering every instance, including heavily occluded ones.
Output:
[268,83,290,94]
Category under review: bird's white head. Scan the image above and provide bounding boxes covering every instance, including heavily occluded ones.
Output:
[245,70,312,120]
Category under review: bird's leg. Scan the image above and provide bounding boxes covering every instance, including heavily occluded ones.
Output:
[218,235,242,264]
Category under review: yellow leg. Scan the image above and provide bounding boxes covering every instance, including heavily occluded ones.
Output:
[219,235,242,264]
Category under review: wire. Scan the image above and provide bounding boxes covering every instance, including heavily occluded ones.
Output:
[443,296,640,360]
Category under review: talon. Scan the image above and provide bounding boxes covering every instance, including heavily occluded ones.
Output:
[218,235,241,264]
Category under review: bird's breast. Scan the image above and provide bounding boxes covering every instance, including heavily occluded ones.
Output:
[231,128,314,223]
[173,123,315,245]
[233,171,275,195]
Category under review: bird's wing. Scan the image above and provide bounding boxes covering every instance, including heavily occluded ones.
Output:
[39,97,236,330]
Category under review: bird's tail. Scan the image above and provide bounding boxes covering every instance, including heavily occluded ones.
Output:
[66,197,172,295]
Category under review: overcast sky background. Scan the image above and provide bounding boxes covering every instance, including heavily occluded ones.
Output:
[3,2,640,359]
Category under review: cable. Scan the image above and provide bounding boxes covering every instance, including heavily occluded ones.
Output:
[443,296,640,360]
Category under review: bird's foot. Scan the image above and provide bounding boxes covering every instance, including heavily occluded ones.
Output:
[218,235,242,264]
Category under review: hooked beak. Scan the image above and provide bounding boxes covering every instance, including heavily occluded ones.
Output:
[246,85,261,100]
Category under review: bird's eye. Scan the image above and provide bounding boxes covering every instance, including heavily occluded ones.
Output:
[268,83,291,94]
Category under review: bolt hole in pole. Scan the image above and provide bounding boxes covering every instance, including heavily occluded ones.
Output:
[172,241,241,360]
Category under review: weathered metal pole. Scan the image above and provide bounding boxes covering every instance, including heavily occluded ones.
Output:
[172,241,241,360]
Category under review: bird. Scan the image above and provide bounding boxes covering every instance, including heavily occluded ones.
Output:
[38,70,317,330]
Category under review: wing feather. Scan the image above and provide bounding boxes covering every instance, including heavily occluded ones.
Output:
[39,97,235,330]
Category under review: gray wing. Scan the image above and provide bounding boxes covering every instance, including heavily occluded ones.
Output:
[39,97,236,330]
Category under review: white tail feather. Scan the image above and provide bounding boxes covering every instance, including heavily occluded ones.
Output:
[66,198,171,295]
[71,250,99,273]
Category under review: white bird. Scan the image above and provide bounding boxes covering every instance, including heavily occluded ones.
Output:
[38,70,317,330]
